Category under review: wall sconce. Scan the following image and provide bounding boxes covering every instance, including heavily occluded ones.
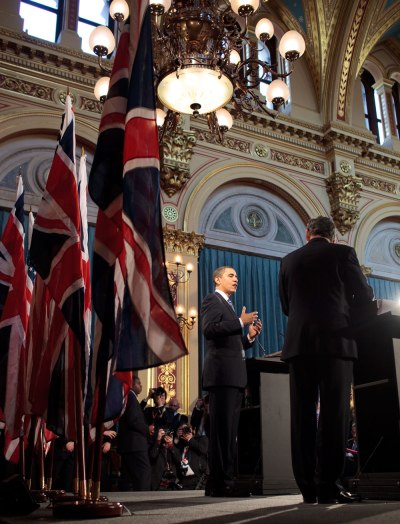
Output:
[167,255,193,303]
[176,306,197,331]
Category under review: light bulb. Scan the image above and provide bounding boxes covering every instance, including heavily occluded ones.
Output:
[156,108,166,127]
[266,79,290,106]
[230,0,260,16]
[255,18,274,41]
[174,254,182,264]
[94,76,110,102]
[110,0,129,21]
[216,108,233,130]
[229,49,241,65]
[278,30,306,61]
[186,263,194,273]
[176,305,185,316]
[189,308,197,319]
[89,26,115,56]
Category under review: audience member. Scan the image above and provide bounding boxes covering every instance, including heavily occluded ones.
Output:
[168,398,188,433]
[117,376,151,491]
[149,427,181,490]
[175,423,208,490]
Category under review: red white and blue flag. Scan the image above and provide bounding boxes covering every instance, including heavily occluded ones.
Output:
[28,95,85,440]
[88,0,187,404]
[0,176,30,460]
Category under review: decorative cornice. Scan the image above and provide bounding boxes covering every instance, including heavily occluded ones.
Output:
[326,171,363,235]
[163,228,205,257]
[191,126,251,153]
[359,175,397,194]
[0,74,53,100]
[270,149,325,174]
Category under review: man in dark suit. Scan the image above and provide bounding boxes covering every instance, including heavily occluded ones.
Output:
[279,216,375,504]
[201,266,262,496]
[117,375,151,491]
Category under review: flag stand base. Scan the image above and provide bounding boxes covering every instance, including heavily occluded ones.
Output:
[52,500,124,518]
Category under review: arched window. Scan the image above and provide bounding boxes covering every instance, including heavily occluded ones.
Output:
[361,69,383,143]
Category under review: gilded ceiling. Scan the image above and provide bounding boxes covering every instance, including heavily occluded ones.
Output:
[260,0,400,121]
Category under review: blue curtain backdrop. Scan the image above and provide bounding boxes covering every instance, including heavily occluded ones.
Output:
[368,276,400,301]
[198,247,288,379]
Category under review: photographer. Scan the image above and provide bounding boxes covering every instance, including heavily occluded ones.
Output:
[149,427,181,490]
[175,423,209,490]
[143,387,174,432]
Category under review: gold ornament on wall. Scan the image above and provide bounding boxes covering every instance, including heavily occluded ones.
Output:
[160,121,197,197]
[163,228,205,257]
[158,362,177,399]
[325,172,362,235]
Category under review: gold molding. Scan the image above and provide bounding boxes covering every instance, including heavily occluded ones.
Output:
[326,171,363,235]
[163,228,205,257]
[337,0,368,121]
[160,122,196,197]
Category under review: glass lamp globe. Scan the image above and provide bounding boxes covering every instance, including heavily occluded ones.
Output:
[255,18,274,41]
[156,108,167,127]
[216,108,233,130]
[230,0,260,16]
[149,0,172,14]
[110,0,129,21]
[89,26,115,56]
[94,76,110,102]
[229,50,241,65]
[266,79,290,106]
[157,67,233,115]
[278,30,306,61]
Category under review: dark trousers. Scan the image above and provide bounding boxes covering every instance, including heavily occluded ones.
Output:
[207,386,243,486]
[289,355,353,498]
[121,450,151,491]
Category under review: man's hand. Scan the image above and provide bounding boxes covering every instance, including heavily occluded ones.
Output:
[249,319,262,338]
[240,307,258,326]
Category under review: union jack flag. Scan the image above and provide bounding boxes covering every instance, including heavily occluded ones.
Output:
[0,176,30,451]
[88,0,186,412]
[28,94,85,440]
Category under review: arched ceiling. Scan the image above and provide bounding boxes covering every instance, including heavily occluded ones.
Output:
[260,0,400,122]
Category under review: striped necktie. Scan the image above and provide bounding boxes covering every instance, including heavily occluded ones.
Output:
[227,298,235,311]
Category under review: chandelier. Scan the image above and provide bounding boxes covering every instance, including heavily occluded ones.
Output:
[90,0,306,142]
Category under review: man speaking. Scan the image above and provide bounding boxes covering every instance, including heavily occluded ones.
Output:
[201,266,262,497]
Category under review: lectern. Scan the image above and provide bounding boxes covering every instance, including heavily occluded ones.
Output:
[352,306,400,499]
[237,357,298,495]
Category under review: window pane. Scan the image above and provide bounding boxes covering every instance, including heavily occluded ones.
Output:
[78,21,99,55]
[27,0,59,7]
[79,0,109,25]
[20,4,57,42]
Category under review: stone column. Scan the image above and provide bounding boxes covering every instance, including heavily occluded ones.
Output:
[57,0,82,50]
[373,78,400,152]
[0,0,24,32]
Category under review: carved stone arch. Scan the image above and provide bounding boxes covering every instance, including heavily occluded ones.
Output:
[362,59,385,84]
[0,110,99,149]
[354,202,400,263]
[182,162,324,233]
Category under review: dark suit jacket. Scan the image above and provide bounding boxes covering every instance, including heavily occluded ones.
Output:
[201,292,252,389]
[117,390,149,453]
[279,238,375,361]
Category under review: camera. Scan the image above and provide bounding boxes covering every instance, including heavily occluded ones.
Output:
[181,425,192,435]
[149,388,157,399]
